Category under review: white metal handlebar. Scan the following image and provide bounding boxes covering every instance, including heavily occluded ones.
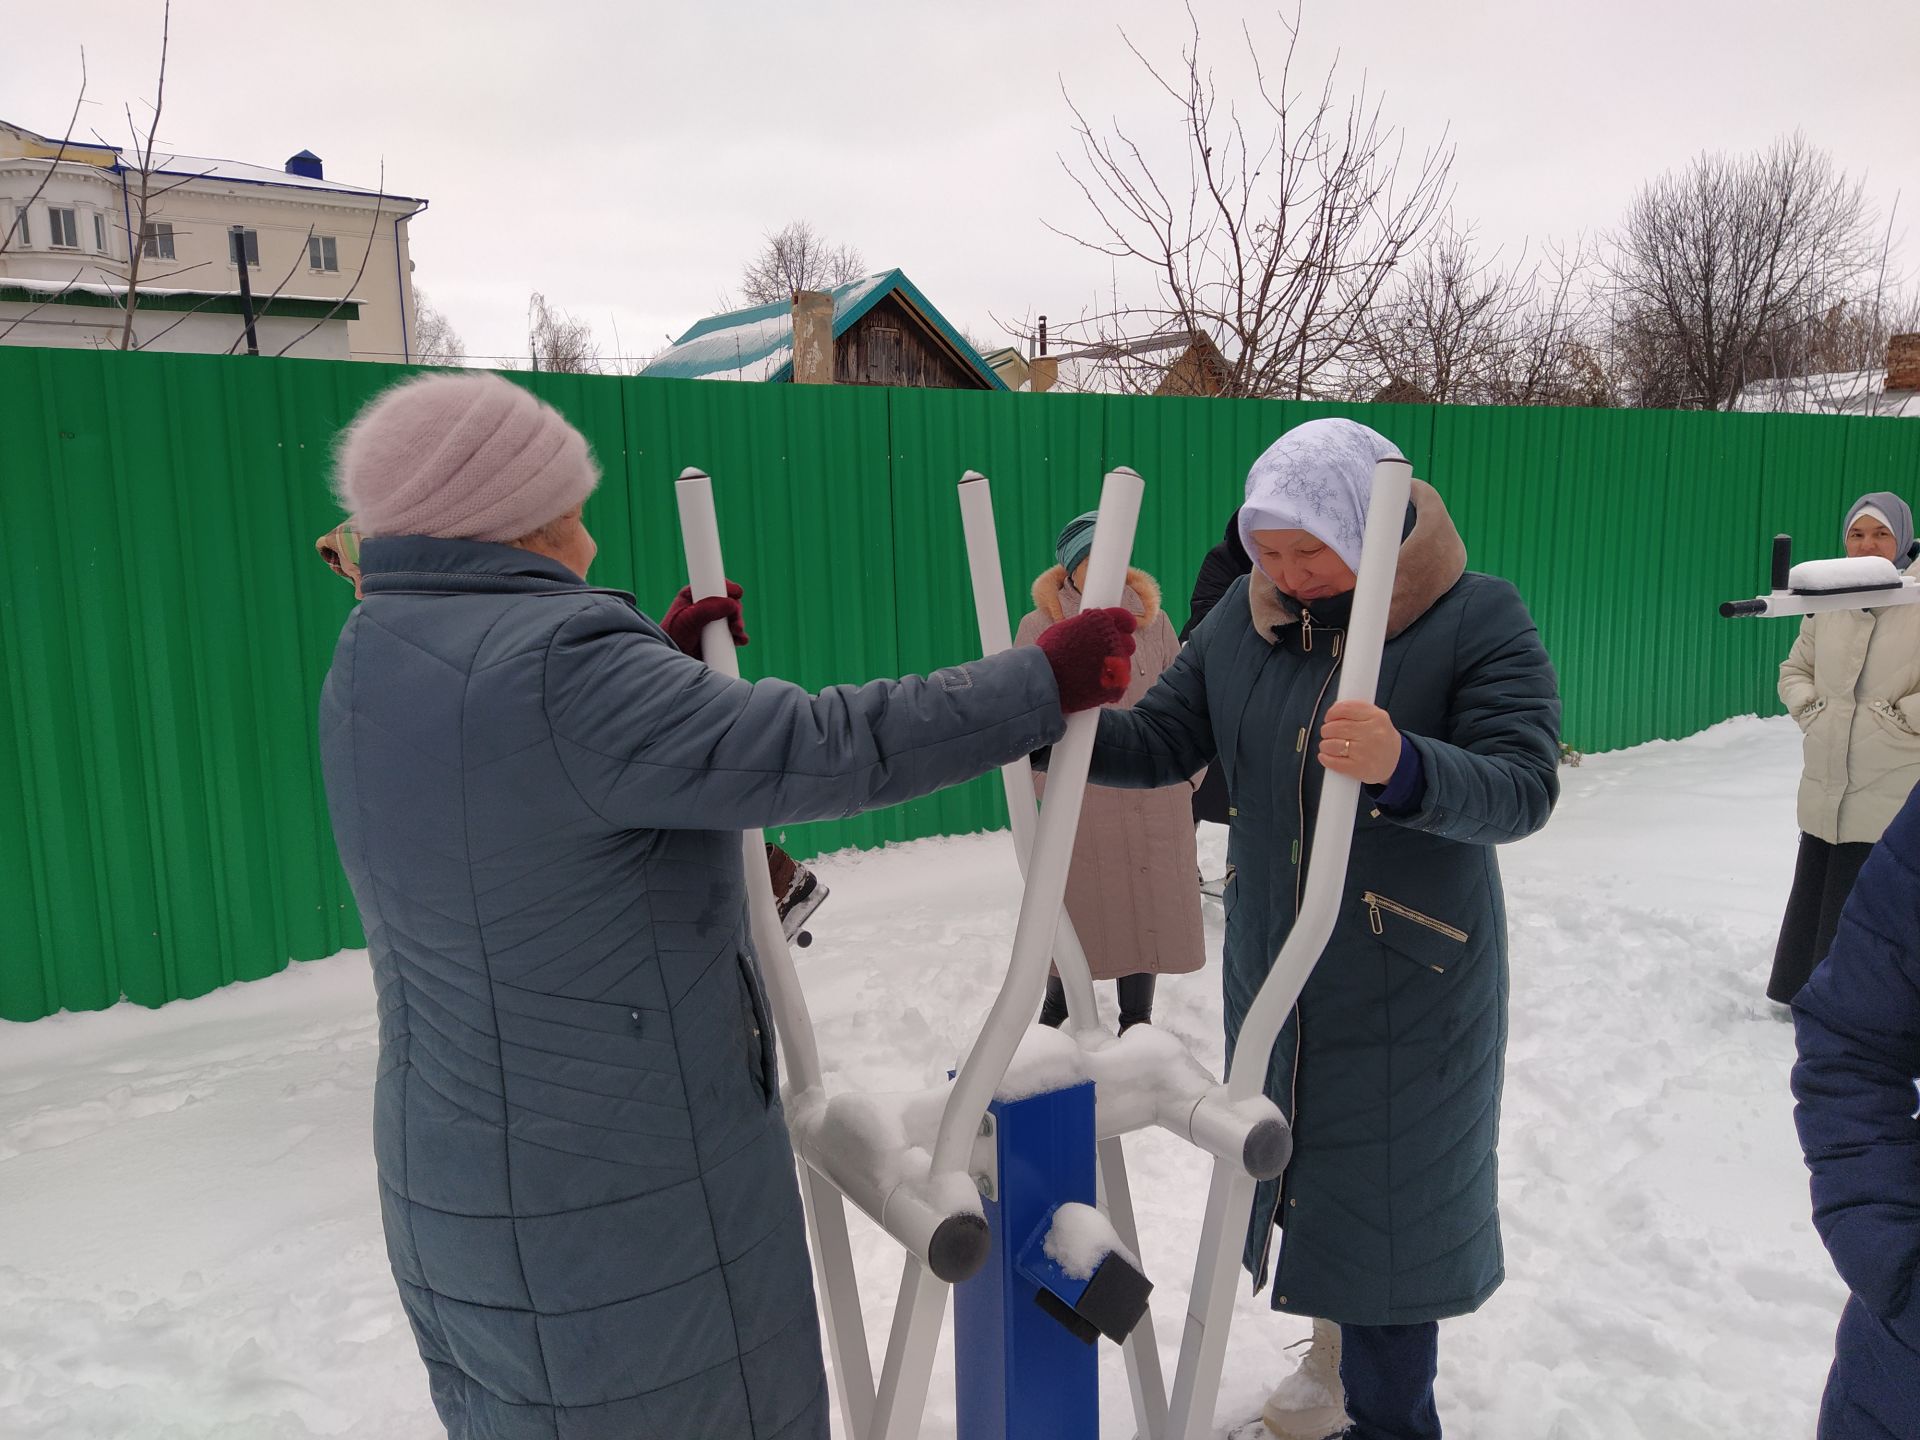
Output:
[955,472,1104,1034]
[1225,456,1412,1100]
[674,468,826,1098]
[928,467,1145,1176]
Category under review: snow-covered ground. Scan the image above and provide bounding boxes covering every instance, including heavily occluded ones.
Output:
[0,717,1846,1438]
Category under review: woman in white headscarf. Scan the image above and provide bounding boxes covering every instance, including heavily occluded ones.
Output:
[1770,491,1920,1003]
[1070,418,1561,1439]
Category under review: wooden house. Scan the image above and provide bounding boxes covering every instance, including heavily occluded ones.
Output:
[642,269,1005,390]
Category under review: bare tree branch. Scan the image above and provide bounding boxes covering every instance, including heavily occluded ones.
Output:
[525,291,600,372]
[270,166,390,358]
[0,267,92,343]
[412,289,466,367]
[0,47,87,257]
[1043,2,1454,398]
[117,0,172,350]
[1607,133,1886,409]
[737,221,865,305]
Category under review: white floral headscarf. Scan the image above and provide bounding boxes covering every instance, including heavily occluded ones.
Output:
[1239,418,1405,573]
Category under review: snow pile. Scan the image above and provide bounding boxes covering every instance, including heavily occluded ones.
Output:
[1788,556,1903,593]
[0,715,1847,1437]
[792,1085,983,1221]
[1043,1203,1138,1281]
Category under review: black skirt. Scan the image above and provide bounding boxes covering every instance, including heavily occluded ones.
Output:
[1768,832,1873,1003]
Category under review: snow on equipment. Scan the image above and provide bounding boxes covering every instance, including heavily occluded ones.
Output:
[676,454,1409,1440]
[677,466,1147,1439]
[1720,533,1920,618]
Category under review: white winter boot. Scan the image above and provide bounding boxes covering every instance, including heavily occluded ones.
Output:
[1261,1317,1348,1439]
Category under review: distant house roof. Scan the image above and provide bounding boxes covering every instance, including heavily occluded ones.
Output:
[1736,369,1920,419]
[979,345,1030,389]
[0,118,423,205]
[641,269,1007,388]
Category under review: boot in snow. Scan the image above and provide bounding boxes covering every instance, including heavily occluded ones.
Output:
[1261,1317,1348,1439]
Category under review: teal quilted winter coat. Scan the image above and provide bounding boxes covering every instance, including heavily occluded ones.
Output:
[1086,483,1559,1325]
[319,537,1067,1439]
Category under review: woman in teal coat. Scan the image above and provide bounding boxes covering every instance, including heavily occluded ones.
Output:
[1084,418,1561,1438]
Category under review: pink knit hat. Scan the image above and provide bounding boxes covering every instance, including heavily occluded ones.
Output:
[334,372,599,541]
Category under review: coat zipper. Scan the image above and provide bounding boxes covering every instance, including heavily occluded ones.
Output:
[1363,893,1468,973]
[1364,892,1469,944]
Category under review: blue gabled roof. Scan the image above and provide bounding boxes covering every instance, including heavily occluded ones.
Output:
[640,268,1007,389]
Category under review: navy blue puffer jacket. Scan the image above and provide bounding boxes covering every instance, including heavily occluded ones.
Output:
[1792,784,1920,1439]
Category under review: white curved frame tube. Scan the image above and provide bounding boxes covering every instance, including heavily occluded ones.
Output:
[956,469,1169,1438]
[956,472,1104,1034]
[675,469,876,1432]
[1165,456,1414,1440]
[675,469,826,1098]
[928,467,1144,1177]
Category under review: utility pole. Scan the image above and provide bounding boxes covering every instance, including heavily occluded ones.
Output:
[230,226,260,356]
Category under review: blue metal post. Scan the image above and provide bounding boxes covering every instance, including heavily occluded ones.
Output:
[954,1079,1100,1440]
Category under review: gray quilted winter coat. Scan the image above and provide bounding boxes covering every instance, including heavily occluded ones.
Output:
[319,536,1065,1439]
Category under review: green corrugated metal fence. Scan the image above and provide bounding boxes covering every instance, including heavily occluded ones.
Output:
[5,344,1917,1021]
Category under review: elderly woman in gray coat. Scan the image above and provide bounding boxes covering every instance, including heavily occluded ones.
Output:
[317,372,1138,1440]
[1074,419,1560,1440]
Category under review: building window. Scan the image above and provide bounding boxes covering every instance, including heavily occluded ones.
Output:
[141,221,175,260]
[47,206,79,248]
[10,207,27,247]
[229,228,260,267]
[308,235,339,272]
[94,212,107,252]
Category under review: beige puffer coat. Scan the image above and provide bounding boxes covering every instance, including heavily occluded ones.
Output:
[1016,566,1206,980]
[1779,560,1920,845]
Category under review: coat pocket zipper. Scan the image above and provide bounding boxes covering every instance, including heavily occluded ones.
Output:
[1363,892,1468,968]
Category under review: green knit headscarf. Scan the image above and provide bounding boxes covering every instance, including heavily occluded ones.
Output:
[1055,511,1099,578]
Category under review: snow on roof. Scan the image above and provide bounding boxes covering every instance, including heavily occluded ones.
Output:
[1736,369,1920,419]
[0,274,346,305]
[639,268,1006,388]
[0,119,422,204]
[149,151,424,205]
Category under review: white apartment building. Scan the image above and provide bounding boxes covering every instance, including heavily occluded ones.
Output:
[0,119,427,362]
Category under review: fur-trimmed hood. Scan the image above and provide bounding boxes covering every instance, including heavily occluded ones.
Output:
[1032,565,1163,626]
[1248,479,1467,643]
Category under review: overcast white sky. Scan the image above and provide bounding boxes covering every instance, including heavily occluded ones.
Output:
[6,1,1917,368]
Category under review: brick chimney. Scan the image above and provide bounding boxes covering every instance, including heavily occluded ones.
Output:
[1888,333,1920,393]
[790,291,834,384]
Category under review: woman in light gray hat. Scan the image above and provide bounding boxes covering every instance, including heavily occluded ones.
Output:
[315,370,1141,1440]
[1770,490,1920,1003]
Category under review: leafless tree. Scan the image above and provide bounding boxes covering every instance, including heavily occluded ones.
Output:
[1347,224,1609,406]
[413,290,466,367]
[528,292,600,372]
[737,220,865,305]
[113,0,176,349]
[1041,3,1453,399]
[1606,134,1883,409]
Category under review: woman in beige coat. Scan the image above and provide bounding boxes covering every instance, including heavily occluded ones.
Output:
[1017,512,1207,1031]
[1770,491,1920,1002]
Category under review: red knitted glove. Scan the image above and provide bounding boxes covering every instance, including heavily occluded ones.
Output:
[662,581,748,655]
[1035,607,1138,713]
